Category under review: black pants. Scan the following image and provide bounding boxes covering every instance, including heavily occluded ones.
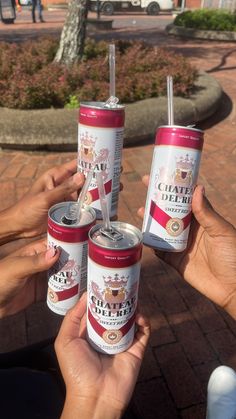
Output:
[0,340,65,419]
[31,0,43,22]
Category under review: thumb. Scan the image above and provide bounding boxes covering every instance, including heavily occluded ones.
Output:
[44,172,84,207]
[192,185,233,236]
[7,247,59,279]
[56,292,87,346]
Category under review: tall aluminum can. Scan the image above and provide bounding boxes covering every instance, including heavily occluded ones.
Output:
[87,222,142,354]
[142,125,204,252]
[47,202,96,316]
[77,101,125,219]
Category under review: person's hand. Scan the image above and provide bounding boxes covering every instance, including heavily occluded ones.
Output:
[26,159,79,198]
[138,177,236,319]
[0,160,84,244]
[0,238,59,318]
[55,293,150,419]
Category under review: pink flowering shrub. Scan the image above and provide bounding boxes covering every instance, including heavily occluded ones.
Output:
[0,38,198,109]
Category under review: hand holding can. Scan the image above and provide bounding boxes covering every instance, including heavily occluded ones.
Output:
[87,221,143,354]
[142,125,204,252]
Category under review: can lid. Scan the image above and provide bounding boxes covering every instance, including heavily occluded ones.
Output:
[80,101,125,110]
[159,125,203,134]
[89,222,142,250]
[49,202,96,228]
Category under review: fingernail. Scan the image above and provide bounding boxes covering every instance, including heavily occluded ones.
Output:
[200,185,205,196]
[45,247,56,261]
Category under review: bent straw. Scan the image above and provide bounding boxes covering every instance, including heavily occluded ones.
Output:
[109,44,116,99]
[76,169,94,222]
[96,171,111,232]
[167,75,174,125]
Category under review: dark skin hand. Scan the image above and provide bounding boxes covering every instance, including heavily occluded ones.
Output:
[0,238,59,317]
[55,293,150,419]
[0,160,84,245]
[138,178,236,319]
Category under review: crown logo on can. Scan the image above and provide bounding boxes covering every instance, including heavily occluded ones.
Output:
[176,154,194,171]
[79,132,96,162]
[103,273,129,290]
[175,154,195,185]
[80,132,96,148]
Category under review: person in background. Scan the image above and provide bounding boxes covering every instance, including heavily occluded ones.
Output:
[32,0,44,23]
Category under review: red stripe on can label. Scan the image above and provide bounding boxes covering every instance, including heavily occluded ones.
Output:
[48,217,95,243]
[155,125,204,150]
[79,103,125,128]
[88,240,142,268]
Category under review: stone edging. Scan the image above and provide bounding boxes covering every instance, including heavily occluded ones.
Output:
[166,23,236,41]
[0,71,222,151]
[86,18,113,31]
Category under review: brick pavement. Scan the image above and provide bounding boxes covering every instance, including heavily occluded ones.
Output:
[0,13,236,419]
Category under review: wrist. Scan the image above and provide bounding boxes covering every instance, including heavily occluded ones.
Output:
[61,394,123,419]
[0,207,22,244]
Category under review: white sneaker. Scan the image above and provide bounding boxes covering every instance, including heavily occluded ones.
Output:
[207,366,236,419]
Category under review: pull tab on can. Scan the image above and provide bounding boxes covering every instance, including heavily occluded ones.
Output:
[100,226,124,241]
[61,203,78,225]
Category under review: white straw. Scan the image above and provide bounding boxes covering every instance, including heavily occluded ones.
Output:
[109,44,116,99]
[76,169,94,221]
[96,172,111,231]
[167,75,174,125]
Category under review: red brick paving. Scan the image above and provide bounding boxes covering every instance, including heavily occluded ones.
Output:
[0,12,236,419]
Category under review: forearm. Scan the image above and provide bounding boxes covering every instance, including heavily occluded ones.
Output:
[0,207,22,244]
[61,395,123,419]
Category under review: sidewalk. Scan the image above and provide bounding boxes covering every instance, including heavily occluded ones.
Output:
[0,13,236,419]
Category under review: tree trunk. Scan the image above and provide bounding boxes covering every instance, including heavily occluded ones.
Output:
[54,0,89,66]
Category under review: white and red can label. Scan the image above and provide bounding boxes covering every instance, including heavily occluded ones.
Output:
[47,203,96,316]
[78,102,125,219]
[142,126,204,252]
[87,222,142,354]
[47,235,88,315]
[87,260,140,354]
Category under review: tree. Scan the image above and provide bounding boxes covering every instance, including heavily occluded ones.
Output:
[54,0,89,66]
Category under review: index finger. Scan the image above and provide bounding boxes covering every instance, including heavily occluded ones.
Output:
[49,160,77,181]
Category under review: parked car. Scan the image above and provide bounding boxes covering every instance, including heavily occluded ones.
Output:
[89,0,174,15]
[18,0,32,6]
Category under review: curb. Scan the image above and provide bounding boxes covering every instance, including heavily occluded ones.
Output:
[166,23,236,41]
[0,71,222,151]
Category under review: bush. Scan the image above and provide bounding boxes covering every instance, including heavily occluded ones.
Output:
[0,38,198,109]
[174,9,236,31]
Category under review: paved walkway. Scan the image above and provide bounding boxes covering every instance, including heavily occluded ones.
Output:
[0,11,236,419]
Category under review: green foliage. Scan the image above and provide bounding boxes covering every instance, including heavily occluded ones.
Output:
[174,9,236,31]
[0,38,198,110]
[65,95,80,109]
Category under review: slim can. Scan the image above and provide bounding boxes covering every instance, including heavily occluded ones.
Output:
[47,202,96,316]
[77,101,125,219]
[87,222,142,354]
[142,125,204,252]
